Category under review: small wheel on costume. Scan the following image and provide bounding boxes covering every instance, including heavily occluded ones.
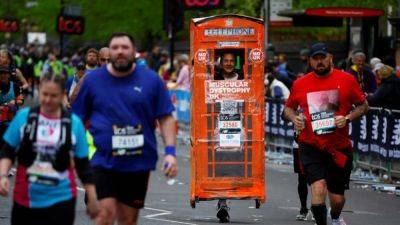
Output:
[190,199,196,208]
[255,199,261,209]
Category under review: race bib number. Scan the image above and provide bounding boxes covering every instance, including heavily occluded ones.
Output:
[218,114,241,129]
[112,125,144,156]
[310,111,336,135]
[26,162,65,186]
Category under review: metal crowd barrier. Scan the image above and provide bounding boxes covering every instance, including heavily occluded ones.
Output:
[264,97,400,179]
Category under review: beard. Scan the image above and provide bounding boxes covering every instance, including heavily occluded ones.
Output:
[111,56,135,72]
[87,61,97,68]
[313,62,331,76]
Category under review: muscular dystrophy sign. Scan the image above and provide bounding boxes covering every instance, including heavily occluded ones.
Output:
[205,80,251,102]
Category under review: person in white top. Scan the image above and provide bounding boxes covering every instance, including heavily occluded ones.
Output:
[264,65,290,99]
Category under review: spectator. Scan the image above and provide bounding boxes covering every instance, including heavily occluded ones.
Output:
[265,64,290,99]
[369,57,381,70]
[147,46,162,71]
[277,53,295,80]
[174,54,190,90]
[372,62,384,86]
[85,48,99,74]
[367,65,400,110]
[297,48,311,77]
[346,51,377,94]
[271,63,293,90]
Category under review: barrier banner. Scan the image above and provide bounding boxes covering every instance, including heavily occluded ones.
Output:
[169,89,191,124]
[387,111,400,162]
[264,99,400,161]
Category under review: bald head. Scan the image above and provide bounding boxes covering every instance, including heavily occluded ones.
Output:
[99,47,110,66]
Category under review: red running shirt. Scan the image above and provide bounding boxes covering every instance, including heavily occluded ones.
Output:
[285,69,365,151]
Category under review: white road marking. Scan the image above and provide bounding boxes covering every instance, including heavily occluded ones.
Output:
[143,207,197,225]
[77,188,197,224]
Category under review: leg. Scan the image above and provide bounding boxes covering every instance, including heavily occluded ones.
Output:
[298,173,308,212]
[326,149,352,223]
[328,192,345,220]
[96,198,118,225]
[45,199,76,225]
[310,179,328,225]
[116,202,140,225]
[299,144,329,225]
[296,173,310,220]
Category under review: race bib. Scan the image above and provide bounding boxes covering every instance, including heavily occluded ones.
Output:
[310,111,336,135]
[112,125,144,156]
[218,113,242,148]
[218,114,242,129]
[26,161,65,186]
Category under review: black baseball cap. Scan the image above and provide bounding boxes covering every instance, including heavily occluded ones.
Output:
[0,66,10,74]
[310,43,329,58]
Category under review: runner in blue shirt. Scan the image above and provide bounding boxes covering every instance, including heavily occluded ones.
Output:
[72,32,177,225]
[0,73,99,225]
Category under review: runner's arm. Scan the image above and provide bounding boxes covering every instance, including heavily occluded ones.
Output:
[15,69,29,89]
[159,114,176,147]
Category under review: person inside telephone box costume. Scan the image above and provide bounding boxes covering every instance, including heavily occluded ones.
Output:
[213,51,245,222]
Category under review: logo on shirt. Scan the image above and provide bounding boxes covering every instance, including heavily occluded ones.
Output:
[133,86,142,93]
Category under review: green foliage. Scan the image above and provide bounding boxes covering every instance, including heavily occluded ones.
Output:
[295,0,397,12]
[0,0,398,47]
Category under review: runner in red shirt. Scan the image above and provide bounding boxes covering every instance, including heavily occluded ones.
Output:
[283,43,369,225]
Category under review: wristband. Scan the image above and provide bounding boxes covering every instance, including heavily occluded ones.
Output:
[164,146,176,157]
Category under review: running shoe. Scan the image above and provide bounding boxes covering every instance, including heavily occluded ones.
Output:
[332,217,347,225]
[296,209,309,221]
[216,200,230,223]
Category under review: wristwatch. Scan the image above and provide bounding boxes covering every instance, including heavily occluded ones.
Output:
[345,117,351,124]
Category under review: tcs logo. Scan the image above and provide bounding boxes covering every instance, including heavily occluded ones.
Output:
[57,15,84,35]
[184,0,223,8]
[0,19,19,32]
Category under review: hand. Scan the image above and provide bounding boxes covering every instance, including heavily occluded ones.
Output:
[292,115,305,131]
[0,176,10,197]
[163,155,178,178]
[7,100,15,107]
[335,115,347,128]
[86,199,99,219]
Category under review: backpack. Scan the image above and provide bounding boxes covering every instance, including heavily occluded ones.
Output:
[17,106,72,172]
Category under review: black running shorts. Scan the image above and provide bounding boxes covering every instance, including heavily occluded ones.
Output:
[12,199,76,225]
[299,144,353,195]
[93,168,150,208]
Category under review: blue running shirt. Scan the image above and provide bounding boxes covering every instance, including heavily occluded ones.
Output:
[72,65,174,172]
